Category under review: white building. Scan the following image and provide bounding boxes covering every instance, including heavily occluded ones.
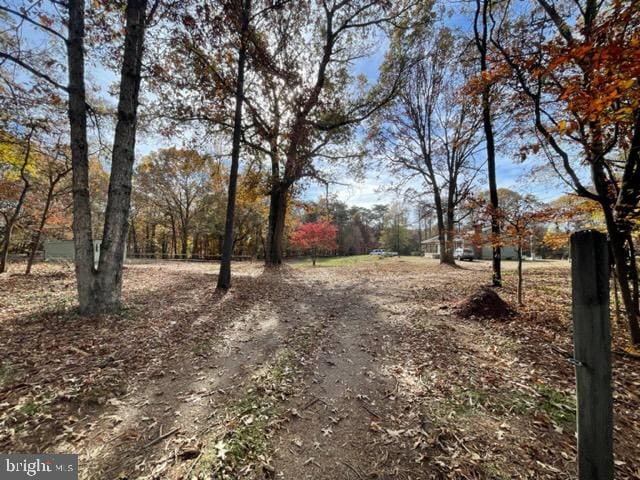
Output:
[44,239,126,267]
[421,234,518,260]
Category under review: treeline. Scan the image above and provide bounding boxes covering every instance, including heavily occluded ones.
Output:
[128,153,427,259]
[292,200,424,256]
[1,139,427,263]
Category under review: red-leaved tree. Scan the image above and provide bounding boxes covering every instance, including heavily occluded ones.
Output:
[289,221,337,266]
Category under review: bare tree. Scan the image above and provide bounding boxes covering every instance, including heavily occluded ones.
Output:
[372,28,483,265]
[239,0,426,265]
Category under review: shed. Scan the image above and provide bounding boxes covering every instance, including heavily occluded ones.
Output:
[44,239,122,266]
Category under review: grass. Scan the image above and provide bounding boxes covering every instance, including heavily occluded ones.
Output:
[17,401,43,417]
[290,255,570,270]
[292,254,430,267]
[192,348,299,479]
[292,254,380,267]
[535,384,576,433]
[454,387,534,416]
[450,383,575,433]
[194,391,273,480]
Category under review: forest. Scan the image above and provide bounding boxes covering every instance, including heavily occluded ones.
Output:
[1,0,639,479]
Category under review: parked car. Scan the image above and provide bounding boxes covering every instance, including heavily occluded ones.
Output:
[369,249,399,257]
[454,247,474,261]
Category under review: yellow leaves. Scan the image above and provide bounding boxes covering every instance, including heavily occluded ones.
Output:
[0,135,39,180]
[556,120,579,136]
[619,79,635,91]
[557,120,567,134]
[542,231,570,250]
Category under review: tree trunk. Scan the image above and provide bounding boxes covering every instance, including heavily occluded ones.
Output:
[193,233,199,259]
[181,227,188,258]
[96,0,148,310]
[0,181,30,273]
[612,265,622,326]
[433,195,453,265]
[130,220,139,255]
[442,207,456,265]
[609,230,640,344]
[26,182,56,274]
[0,223,14,274]
[68,0,99,311]
[150,223,156,256]
[517,245,523,305]
[170,214,177,258]
[265,184,288,266]
[218,0,251,290]
[67,0,149,313]
[474,0,501,286]
[592,160,640,344]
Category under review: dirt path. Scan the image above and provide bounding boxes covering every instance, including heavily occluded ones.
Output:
[268,270,398,479]
[2,258,639,479]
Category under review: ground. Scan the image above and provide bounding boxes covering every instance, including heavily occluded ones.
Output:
[0,257,638,479]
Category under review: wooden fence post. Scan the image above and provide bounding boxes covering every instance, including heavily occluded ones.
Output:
[570,230,613,480]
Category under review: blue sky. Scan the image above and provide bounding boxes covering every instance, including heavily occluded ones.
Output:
[7,2,570,211]
[300,31,570,211]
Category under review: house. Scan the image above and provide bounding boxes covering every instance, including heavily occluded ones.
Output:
[421,234,464,258]
[420,233,518,260]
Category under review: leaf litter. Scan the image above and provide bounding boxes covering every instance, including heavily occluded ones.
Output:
[0,258,638,479]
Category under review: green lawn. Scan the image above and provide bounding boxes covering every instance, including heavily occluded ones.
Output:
[290,254,432,267]
[292,254,383,267]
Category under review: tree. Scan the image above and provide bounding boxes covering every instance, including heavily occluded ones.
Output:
[0,11,66,274]
[218,0,251,290]
[379,206,414,255]
[372,28,482,265]
[542,195,604,258]
[135,148,215,258]
[240,0,427,266]
[491,0,640,343]
[473,0,502,286]
[498,190,551,305]
[25,139,71,274]
[289,220,337,266]
[0,127,35,272]
[296,198,378,255]
[1,0,158,313]
[147,0,279,285]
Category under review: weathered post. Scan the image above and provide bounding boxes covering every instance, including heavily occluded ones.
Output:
[570,230,613,480]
